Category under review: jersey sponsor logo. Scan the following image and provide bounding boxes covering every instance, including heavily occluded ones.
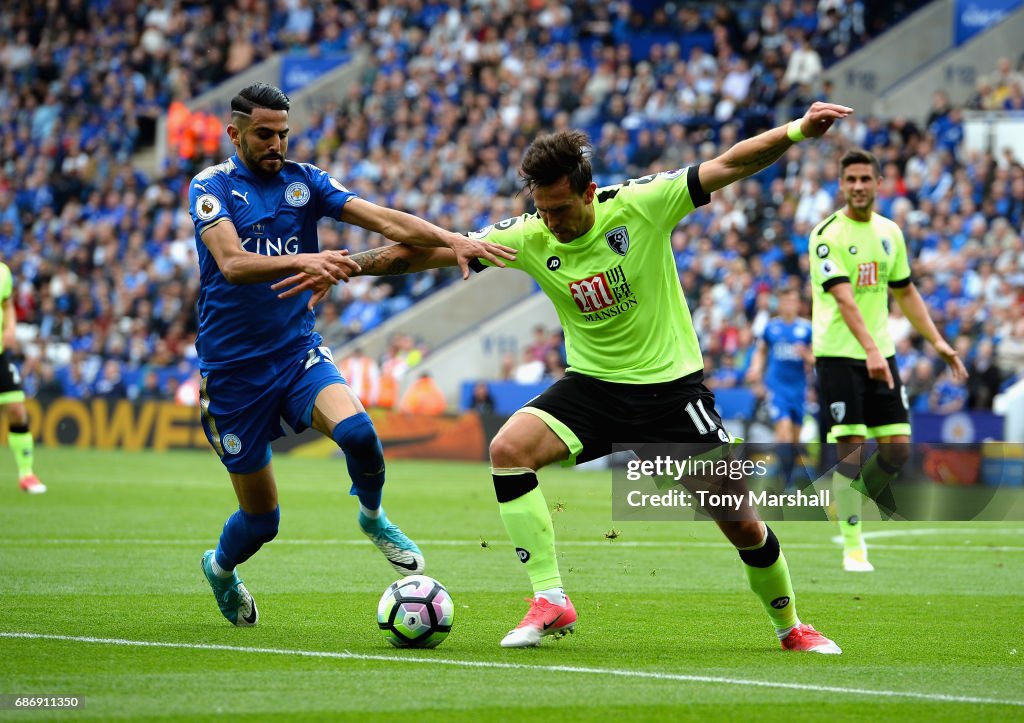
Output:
[569,265,638,322]
[546,256,561,271]
[241,235,300,256]
[569,273,614,312]
[231,189,250,205]
[223,434,242,455]
[848,245,858,255]
[195,194,221,220]
[881,238,892,256]
[830,401,846,423]
[772,341,804,362]
[856,261,878,287]
[285,182,311,207]
[329,176,349,193]
[816,243,829,258]
[605,226,630,256]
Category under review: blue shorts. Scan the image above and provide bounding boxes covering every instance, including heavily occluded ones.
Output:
[766,388,805,425]
[199,344,342,473]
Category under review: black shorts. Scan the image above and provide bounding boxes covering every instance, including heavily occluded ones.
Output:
[522,370,730,465]
[816,356,910,440]
[0,350,24,399]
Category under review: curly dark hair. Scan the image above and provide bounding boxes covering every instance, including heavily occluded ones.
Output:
[520,130,593,194]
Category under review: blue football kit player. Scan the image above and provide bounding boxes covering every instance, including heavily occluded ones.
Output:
[190,83,514,626]
[746,287,813,488]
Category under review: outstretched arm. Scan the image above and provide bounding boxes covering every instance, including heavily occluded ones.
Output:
[202,219,359,285]
[698,102,853,194]
[891,283,968,381]
[272,243,460,308]
[340,198,514,279]
[348,244,459,276]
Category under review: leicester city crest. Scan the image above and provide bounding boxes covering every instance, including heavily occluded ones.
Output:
[830,402,846,423]
[223,434,242,455]
[605,226,629,256]
[881,238,892,256]
[285,182,311,207]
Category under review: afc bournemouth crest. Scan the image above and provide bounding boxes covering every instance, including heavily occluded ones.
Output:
[605,226,629,256]
[830,401,846,423]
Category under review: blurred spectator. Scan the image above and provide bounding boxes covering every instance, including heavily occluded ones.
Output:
[337,348,381,408]
[398,372,447,416]
[966,339,1003,410]
[93,360,127,399]
[513,349,546,385]
[906,358,937,412]
[135,370,165,401]
[542,348,566,382]
[469,381,495,415]
[526,325,552,362]
[928,369,968,414]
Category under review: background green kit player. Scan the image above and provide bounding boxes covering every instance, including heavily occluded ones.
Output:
[0,261,44,494]
[277,102,856,653]
[809,149,968,572]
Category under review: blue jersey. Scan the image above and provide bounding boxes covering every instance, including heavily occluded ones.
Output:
[761,317,811,391]
[188,155,356,369]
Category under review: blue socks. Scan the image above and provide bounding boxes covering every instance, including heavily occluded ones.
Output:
[215,506,280,571]
[332,412,386,510]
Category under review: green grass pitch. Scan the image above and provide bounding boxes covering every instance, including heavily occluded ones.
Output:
[1,447,1022,721]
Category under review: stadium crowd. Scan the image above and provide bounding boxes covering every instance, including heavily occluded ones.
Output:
[0,0,1020,414]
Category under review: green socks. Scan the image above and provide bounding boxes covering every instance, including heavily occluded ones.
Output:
[497,486,562,593]
[8,429,34,479]
[834,469,865,552]
[739,526,799,634]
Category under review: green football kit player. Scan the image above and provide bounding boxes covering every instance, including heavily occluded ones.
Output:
[0,262,43,494]
[278,102,855,653]
[810,149,967,572]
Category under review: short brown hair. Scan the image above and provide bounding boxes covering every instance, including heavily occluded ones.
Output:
[840,148,880,177]
[520,130,593,194]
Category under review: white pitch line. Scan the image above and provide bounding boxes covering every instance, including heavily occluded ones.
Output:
[1,632,1021,708]
[0,532,1021,553]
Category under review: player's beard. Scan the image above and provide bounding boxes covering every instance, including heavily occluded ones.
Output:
[845,190,874,215]
[240,138,284,178]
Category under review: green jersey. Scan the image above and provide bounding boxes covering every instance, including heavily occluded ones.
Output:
[472,167,710,383]
[809,211,911,359]
[0,262,11,354]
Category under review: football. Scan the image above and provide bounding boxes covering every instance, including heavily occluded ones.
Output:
[377,575,455,648]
